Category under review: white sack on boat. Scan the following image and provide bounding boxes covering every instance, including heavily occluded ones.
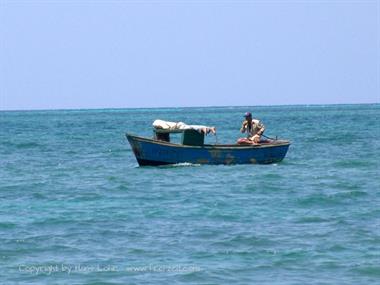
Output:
[153,120,216,134]
[153,120,190,130]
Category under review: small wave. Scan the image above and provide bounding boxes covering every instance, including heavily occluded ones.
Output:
[2,141,42,149]
[32,193,47,199]
[212,234,274,248]
[332,159,374,168]
[330,182,362,191]
[352,266,380,277]
[107,176,118,181]
[297,189,368,206]
[333,190,368,199]
[296,194,343,206]
[159,162,201,168]
[0,222,16,229]
[20,142,42,149]
[110,148,131,153]
[68,193,103,202]
[262,173,283,179]
[115,184,129,191]
[31,218,76,227]
[295,216,330,223]
[327,244,347,252]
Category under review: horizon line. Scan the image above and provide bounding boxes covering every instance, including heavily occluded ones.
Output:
[0,102,379,112]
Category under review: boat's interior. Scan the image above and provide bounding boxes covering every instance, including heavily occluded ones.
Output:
[152,129,288,147]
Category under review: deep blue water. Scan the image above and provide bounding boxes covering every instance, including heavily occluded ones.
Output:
[0,104,379,284]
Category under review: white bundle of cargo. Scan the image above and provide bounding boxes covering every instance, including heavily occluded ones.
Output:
[153,120,216,135]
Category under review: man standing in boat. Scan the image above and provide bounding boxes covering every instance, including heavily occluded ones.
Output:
[240,112,265,143]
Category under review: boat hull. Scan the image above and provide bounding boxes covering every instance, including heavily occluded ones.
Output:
[126,134,290,166]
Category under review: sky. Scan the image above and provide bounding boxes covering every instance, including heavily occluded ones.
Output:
[0,0,379,110]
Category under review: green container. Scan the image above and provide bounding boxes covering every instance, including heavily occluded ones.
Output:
[181,129,204,146]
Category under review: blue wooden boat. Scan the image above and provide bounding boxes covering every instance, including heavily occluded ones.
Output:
[126,129,290,166]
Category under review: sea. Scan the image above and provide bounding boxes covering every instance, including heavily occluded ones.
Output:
[0,104,379,284]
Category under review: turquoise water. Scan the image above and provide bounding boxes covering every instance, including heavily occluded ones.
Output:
[1,104,379,284]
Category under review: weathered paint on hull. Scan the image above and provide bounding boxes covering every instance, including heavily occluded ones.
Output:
[126,134,290,166]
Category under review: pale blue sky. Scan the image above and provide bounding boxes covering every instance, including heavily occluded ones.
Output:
[0,0,379,110]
